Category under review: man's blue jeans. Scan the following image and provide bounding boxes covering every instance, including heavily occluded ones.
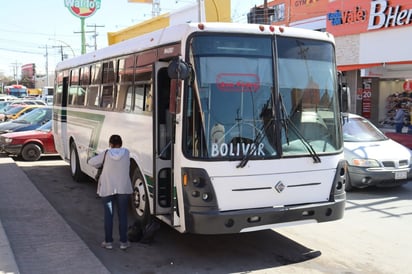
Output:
[101,194,130,243]
[396,122,403,133]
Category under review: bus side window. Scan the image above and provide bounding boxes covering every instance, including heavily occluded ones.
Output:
[101,86,114,109]
[87,86,99,107]
[117,85,133,112]
[145,86,152,112]
[133,85,145,112]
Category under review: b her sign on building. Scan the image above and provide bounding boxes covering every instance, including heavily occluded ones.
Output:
[65,0,101,18]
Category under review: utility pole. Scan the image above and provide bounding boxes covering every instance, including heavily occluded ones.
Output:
[264,0,268,25]
[86,24,105,51]
[74,28,92,54]
[152,0,160,17]
[40,45,49,86]
[75,23,104,53]
[10,61,21,84]
[51,45,70,61]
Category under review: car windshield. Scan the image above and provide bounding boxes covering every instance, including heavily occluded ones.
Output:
[5,106,26,115]
[343,116,387,142]
[14,107,51,124]
[36,120,52,131]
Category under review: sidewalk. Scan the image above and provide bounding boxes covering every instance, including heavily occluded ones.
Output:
[0,218,18,274]
[0,157,110,274]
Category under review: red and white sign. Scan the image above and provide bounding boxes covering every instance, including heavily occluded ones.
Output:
[403,80,412,91]
[65,0,101,18]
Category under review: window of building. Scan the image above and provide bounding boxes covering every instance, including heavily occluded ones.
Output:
[272,3,285,23]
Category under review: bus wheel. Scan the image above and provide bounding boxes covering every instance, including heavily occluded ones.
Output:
[21,143,42,161]
[70,144,85,182]
[131,169,150,226]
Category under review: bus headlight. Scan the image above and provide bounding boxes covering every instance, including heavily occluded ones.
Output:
[202,192,210,201]
[181,168,217,208]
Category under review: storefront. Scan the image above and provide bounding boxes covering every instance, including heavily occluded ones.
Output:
[268,0,412,128]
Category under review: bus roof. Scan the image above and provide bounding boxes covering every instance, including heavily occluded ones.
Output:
[55,22,335,71]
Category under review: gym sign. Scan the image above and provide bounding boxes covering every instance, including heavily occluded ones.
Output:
[327,0,412,36]
[65,0,101,18]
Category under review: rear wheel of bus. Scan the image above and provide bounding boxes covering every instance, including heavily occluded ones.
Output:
[70,143,86,182]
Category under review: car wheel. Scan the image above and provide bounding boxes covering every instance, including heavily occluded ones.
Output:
[21,143,42,161]
[70,143,86,182]
[131,168,150,227]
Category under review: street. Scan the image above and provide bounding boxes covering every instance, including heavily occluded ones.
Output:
[16,156,412,274]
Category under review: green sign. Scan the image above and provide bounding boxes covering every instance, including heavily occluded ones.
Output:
[65,0,101,18]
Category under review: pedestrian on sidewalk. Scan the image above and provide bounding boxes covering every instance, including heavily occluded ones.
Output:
[88,134,133,250]
[394,103,405,133]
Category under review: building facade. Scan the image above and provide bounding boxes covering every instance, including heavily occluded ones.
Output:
[266,0,412,127]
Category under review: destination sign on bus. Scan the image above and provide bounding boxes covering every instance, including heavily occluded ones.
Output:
[216,73,260,92]
[211,142,265,157]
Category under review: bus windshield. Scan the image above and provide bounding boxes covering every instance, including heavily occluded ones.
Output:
[184,34,340,160]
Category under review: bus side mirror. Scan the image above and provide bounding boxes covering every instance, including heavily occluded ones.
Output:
[168,57,190,80]
[339,85,350,113]
[338,71,350,113]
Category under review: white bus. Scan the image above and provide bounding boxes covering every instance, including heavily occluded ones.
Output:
[53,22,347,234]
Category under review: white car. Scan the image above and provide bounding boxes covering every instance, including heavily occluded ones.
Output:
[343,113,412,191]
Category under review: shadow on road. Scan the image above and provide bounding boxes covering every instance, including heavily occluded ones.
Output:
[20,159,322,274]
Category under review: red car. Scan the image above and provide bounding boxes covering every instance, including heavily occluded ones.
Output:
[0,120,57,161]
[385,132,412,149]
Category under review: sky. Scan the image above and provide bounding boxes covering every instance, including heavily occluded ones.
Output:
[0,0,265,79]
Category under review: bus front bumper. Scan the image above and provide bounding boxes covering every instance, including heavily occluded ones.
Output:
[184,198,345,234]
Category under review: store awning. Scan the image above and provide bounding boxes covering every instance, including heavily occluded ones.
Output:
[337,63,381,72]
[338,60,412,72]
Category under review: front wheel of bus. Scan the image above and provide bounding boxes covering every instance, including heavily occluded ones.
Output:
[131,169,150,227]
[70,144,85,182]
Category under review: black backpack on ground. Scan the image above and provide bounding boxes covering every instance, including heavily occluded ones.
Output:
[127,219,160,244]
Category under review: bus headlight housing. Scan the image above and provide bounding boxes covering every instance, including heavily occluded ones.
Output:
[181,168,217,208]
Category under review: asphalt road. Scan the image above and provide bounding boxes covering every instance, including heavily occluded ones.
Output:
[15,156,412,274]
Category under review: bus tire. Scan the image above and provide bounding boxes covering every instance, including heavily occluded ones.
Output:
[70,144,85,182]
[21,143,42,161]
[131,168,150,227]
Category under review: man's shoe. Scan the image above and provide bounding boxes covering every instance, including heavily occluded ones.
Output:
[120,241,131,250]
[101,241,113,250]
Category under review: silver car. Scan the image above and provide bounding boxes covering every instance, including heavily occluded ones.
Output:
[343,113,412,191]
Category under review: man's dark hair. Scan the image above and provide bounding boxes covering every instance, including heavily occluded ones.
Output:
[109,134,123,147]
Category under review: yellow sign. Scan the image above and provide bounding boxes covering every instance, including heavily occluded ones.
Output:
[109,0,230,44]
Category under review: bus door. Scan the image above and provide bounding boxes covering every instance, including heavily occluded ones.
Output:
[154,62,178,226]
[54,75,69,160]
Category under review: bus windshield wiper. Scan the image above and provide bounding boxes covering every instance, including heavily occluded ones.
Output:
[236,118,274,168]
[279,95,321,163]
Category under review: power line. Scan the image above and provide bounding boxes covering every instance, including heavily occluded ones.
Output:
[0,47,43,55]
[86,24,105,51]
